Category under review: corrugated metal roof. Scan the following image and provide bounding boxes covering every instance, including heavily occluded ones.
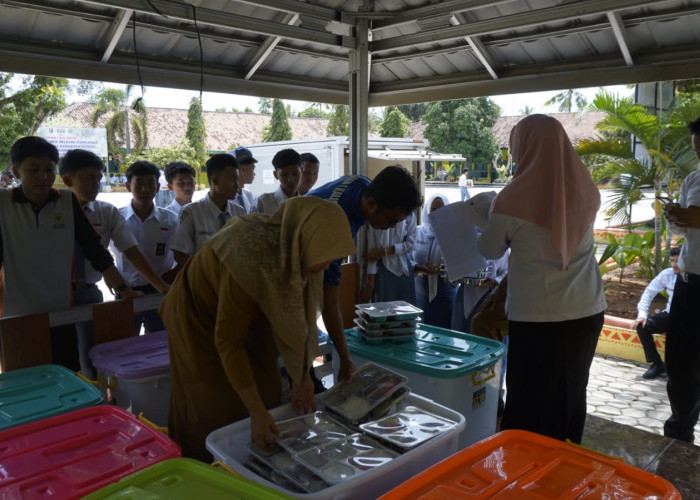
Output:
[1,0,699,106]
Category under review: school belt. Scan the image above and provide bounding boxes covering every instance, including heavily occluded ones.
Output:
[679,271,700,285]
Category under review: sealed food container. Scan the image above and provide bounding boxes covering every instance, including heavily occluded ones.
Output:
[89,329,170,426]
[0,364,104,430]
[318,363,408,424]
[206,392,465,500]
[246,442,330,493]
[360,406,459,450]
[0,405,181,499]
[83,458,294,499]
[294,433,398,485]
[333,324,506,448]
[273,411,354,454]
[355,301,423,323]
[354,316,420,331]
[379,430,681,499]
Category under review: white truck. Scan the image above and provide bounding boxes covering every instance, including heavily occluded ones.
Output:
[229,136,465,198]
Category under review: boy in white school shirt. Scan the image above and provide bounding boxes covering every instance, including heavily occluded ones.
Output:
[170,153,244,265]
[114,161,179,334]
[233,146,257,213]
[60,149,170,377]
[164,161,196,216]
[256,149,302,215]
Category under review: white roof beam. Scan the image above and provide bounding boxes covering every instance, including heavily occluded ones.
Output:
[373,0,510,31]
[244,13,300,80]
[100,8,132,63]
[449,14,498,80]
[607,11,634,66]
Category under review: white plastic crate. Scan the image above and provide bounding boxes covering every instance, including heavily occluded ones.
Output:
[206,393,465,500]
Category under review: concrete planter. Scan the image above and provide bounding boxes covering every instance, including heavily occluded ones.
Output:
[596,314,665,363]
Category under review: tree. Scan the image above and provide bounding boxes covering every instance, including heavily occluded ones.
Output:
[544,89,588,112]
[258,97,273,114]
[1,73,69,167]
[262,98,292,142]
[423,98,500,172]
[186,96,208,183]
[576,90,700,274]
[90,85,148,156]
[397,103,428,122]
[298,103,331,119]
[124,141,199,175]
[380,106,410,137]
[326,105,349,136]
[519,105,535,115]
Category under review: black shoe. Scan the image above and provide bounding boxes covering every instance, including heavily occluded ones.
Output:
[642,362,665,379]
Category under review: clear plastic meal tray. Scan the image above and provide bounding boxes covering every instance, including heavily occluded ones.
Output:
[273,411,354,455]
[294,433,399,485]
[354,315,420,331]
[317,363,408,424]
[356,326,416,345]
[359,406,459,450]
[245,443,328,493]
[355,301,423,323]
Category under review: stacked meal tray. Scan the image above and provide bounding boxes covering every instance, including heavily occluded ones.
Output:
[240,364,460,494]
[354,301,423,343]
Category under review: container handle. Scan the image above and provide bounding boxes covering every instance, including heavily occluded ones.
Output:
[137,412,169,436]
[212,461,242,476]
[97,372,118,391]
[565,439,624,462]
[76,370,100,387]
[471,366,496,386]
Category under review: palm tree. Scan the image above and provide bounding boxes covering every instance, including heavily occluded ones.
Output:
[545,89,588,113]
[519,105,535,115]
[90,85,148,156]
[577,90,700,274]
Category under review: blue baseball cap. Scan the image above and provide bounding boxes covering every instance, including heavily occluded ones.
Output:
[234,146,258,164]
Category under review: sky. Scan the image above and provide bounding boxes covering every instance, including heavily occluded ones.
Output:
[82,81,634,117]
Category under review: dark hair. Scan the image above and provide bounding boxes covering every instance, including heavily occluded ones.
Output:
[59,149,104,176]
[10,136,59,167]
[272,149,302,170]
[205,153,237,183]
[670,246,682,257]
[126,160,161,182]
[462,168,469,174]
[300,152,319,165]
[689,116,700,135]
[164,161,196,183]
[363,165,422,215]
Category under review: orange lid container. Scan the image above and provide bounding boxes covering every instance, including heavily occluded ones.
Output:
[379,430,680,499]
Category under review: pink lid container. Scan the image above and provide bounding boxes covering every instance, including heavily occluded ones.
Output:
[0,405,181,499]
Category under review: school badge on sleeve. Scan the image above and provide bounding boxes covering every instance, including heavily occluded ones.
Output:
[52,212,66,229]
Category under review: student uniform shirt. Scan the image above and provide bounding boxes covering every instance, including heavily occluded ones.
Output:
[114,203,178,287]
[307,175,370,286]
[671,168,700,275]
[169,194,245,256]
[256,186,293,215]
[81,199,138,285]
[637,267,677,318]
[165,199,187,217]
[235,188,255,214]
[0,187,113,317]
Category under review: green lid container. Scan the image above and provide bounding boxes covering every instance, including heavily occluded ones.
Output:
[340,323,507,378]
[84,458,295,499]
[0,364,104,430]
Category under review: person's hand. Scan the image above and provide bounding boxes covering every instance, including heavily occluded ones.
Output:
[366,247,385,262]
[337,356,355,384]
[632,317,646,330]
[250,408,280,450]
[292,372,317,415]
[664,204,700,229]
[119,287,144,299]
[479,277,499,288]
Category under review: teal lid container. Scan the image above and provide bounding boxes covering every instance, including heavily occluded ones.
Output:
[340,323,507,378]
[84,458,295,499]
[0,364,105,430]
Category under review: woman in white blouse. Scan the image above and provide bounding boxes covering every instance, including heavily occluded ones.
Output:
[478,114,606,444]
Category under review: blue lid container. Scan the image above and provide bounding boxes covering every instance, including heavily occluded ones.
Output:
[89,330,169,379]
[0,364,104,430]
[340,323,507,378]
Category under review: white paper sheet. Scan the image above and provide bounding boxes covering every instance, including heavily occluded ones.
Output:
[429,202,485,282]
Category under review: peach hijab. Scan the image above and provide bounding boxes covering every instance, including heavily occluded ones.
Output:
[491,114,599,269]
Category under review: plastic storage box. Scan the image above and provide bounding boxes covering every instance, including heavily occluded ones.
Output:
[89,329,170,426]
[84,458,294,499]
[206,392,465,500]
[0,405,181,499]
[0,364,104,430]
[379,429,681,499]
[333,323,506,448]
